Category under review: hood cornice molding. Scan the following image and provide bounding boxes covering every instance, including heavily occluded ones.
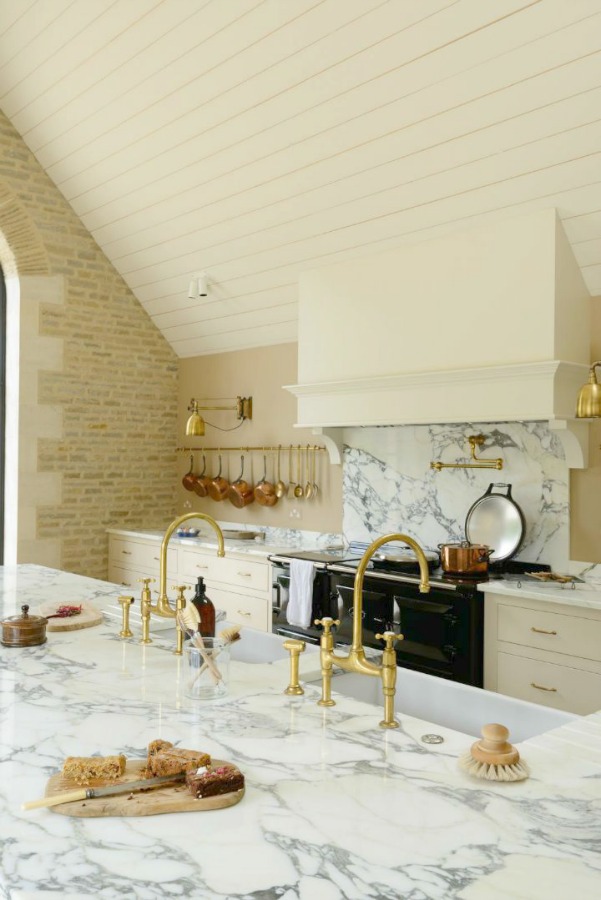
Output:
[285,360,590,468]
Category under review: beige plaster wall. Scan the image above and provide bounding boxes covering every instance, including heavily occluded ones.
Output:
[178,344,343,535]
[0,111,178,578]
[571,300,601,563]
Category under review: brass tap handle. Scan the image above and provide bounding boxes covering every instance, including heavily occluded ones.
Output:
[314,617,340,634]
[137,577,156,587]
[283,639,306,696]
[375,631,404,650]
[118,595,134,639]
[173,586,189,656]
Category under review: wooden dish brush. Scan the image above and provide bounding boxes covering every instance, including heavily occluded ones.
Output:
[459,723,529,782]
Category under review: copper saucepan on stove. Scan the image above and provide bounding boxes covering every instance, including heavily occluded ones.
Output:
[229,455,254,508]
[438,541,494,576]
[208,454,229,502]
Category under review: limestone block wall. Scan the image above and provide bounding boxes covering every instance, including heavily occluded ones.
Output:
[0,111,178,579]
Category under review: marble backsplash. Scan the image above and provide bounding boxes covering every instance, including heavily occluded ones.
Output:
[342,422,569,570]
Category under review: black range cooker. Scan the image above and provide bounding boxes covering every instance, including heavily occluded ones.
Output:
[269,544,550,688]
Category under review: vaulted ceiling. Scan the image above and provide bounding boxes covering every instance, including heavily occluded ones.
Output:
[0,0,600,357]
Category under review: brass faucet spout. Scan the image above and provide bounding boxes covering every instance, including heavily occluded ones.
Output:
[351,533,430,653]
[151,512,225,618]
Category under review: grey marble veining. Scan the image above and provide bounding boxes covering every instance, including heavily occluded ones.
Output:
[342,422,569,569]
[2,565,601,900]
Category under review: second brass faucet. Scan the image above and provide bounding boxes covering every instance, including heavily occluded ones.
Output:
[316,533,431,728]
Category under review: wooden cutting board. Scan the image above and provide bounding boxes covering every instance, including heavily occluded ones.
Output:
[36,601,103,631]
[45,759,245,817]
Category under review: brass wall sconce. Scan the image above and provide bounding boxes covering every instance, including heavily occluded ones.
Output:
[185,396,253,436]
[575,362,601,418]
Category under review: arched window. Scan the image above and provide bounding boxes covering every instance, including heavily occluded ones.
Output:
[0,265,5,563]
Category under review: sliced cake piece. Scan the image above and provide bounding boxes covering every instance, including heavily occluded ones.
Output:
[186,763,244,799]
[146,746,211,778]
[62,754,126,785]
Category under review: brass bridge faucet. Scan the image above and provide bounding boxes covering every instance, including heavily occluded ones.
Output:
[315,533,430,728]
[144,512,225,654]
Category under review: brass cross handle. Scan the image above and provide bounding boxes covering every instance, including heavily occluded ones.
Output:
[314,617,340,634]
[375,631,404,650]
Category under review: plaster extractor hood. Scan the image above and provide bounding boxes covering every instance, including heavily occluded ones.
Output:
[285,210,592,468]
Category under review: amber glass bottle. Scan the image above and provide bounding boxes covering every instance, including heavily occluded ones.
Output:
[191,576,215,638]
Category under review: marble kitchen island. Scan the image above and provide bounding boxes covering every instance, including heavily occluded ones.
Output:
[1,565,601,900]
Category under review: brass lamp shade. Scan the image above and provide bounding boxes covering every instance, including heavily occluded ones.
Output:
[185,401,205,436]
[576,362,601,418]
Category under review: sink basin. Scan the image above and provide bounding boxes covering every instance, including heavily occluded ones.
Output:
[217,624,320,664]
[316,667,579,741]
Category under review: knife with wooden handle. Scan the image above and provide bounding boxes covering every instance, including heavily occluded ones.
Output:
[22,772,187,810]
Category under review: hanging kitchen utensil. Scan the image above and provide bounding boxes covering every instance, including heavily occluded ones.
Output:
[182,454,197,492]
[275,445,286,499]
[294,446,304,499]
[228,455,254,508]
[254,455,278,507]
[287,445,295,499]
[208,454,229,502]
[193,455,211,498]
[305,444,313,499]
[465,483,525,562]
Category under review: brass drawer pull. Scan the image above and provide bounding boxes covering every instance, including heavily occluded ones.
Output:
[531,682,557,692]
[196,564,209,569]
[237,571,252,578]
[531,627,557,635]
[121,550,132,555]
[237,610,251,617]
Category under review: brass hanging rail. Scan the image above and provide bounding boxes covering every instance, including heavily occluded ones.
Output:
[430,435,503,472]
[176,444,327,453]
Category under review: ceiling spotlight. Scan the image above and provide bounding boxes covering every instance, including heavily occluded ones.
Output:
[187,271,208,299]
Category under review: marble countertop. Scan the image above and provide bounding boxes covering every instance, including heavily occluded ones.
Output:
[2,565,601,900]
[107,525,342,558]
[479,578,601,611]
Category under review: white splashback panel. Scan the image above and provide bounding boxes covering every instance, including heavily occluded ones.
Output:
[342,422,569,570]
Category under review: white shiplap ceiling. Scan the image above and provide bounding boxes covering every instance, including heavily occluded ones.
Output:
[1,0,600,357]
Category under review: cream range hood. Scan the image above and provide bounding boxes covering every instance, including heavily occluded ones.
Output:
[285,209,592,468]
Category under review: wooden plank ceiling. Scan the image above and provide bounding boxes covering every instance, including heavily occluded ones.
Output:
[0,0,600,357]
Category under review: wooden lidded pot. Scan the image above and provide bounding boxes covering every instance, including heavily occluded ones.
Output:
[1,604,48,647]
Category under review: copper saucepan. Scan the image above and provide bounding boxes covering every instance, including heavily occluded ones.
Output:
[438,541,494,576]
[254,455,278,507]
[193,455,211,498]
[182,454,198,492]
[229,455,254,508]
[208,454,229,502]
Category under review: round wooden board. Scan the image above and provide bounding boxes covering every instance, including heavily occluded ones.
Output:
[45,759,245,817]
[36,602,103,632]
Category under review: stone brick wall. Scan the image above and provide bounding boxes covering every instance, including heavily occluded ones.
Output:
[0,110,178,579]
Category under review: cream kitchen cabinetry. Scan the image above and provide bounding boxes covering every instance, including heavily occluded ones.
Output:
[108,533,272,632]
[484,591,601,715]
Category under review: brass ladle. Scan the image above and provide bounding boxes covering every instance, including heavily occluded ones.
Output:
[294,445,304,499]
[275,444,286,499]
[305,444,313,499]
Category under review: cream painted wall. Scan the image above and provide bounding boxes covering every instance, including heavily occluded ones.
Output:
[178,344,343,534]
[571,300,601,563]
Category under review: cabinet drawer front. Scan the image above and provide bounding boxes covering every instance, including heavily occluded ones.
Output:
[180,550,213,579]
[110,538,176,575]
[497,604,601,663]
[213,557,269,592]
[497,652,601,715]
[209,586,269,632]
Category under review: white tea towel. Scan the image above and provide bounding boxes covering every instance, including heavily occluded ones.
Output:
[286,559,316,629]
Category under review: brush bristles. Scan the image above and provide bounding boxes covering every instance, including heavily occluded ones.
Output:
[459,751,529,782]
[219,625,241,644]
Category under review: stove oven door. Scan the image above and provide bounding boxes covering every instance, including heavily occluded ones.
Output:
[332,581,394,648]
[391,589,459,678]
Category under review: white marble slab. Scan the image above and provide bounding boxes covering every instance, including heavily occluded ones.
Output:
[342,422,569,570]
[1,565,601,900]
[480,579,601,611]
